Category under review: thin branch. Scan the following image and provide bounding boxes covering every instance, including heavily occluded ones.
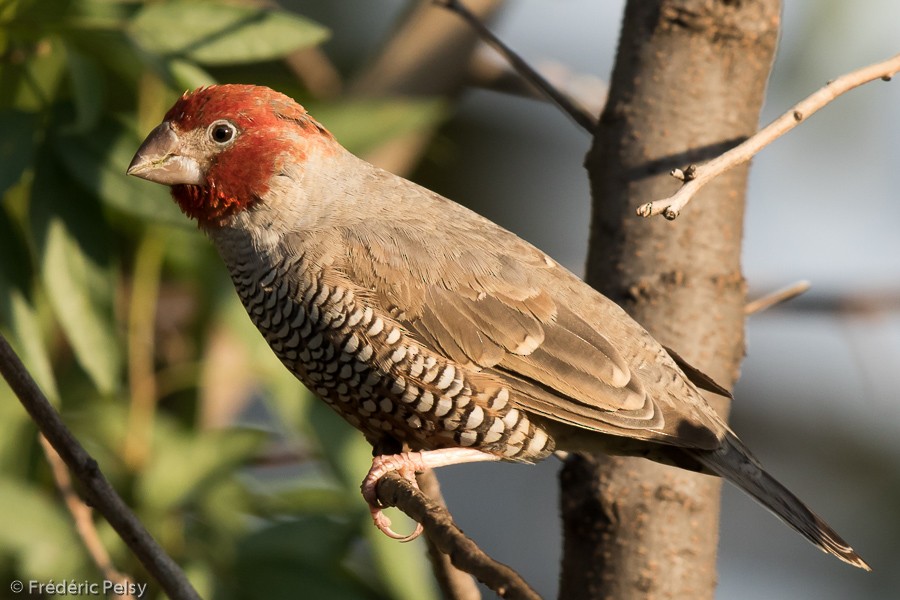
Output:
[375,472,542,600]
[745,280,811,315]
[435,0,596,133]
[39,436,135,600]
[468,46,606,118]
[416,469,482,600]
[0,333,201,600]
[778,289,900,314]
[637,51,900,220]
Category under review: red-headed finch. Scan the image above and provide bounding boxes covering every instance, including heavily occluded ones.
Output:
[128,84,868,569]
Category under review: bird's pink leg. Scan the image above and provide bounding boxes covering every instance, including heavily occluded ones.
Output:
[361,448,502,541]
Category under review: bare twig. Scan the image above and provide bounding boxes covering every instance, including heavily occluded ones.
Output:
[39,436,135,600]
[637,52,900,220]
[745,280,811,315]
[435,0,596,133]
[468,47,606,118]
[376,472,542,600]
[416,469,482,600]
[0,333,201,600]
[780,289,900,314]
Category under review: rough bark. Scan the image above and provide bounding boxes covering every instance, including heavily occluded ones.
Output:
[560,1,781,599]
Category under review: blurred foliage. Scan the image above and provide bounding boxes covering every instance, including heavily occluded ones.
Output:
[0,0,444,598]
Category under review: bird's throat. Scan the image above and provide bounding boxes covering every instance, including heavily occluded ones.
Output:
[172,183,257,228]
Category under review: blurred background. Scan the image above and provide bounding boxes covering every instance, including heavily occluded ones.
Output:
[1,0,897,598]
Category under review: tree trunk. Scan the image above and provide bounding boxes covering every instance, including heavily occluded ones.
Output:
[560,1,781,598]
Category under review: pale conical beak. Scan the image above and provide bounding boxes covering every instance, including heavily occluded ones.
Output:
[127,122,204,186]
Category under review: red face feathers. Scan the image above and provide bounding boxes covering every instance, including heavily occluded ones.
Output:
[128,84,334,227]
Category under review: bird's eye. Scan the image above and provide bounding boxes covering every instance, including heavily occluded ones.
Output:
[208,120,237,145]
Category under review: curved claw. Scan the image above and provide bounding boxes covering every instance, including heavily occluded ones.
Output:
[360,449,500,541]
[361,452,427,541]
[369,504,424,542]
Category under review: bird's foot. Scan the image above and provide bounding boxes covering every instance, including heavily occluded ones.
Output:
[362,452,427,542]
[361,448,502,541]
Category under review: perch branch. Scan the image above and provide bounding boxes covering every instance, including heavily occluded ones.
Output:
[435,0,596,133]
[745,280,811,315]
[637,52,900,220]
[0,333,201,600]
[376,472,542,600]
[416,469,482,600]
[39,436,135,600]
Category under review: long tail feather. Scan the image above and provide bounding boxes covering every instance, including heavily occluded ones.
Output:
[692,434,871,571]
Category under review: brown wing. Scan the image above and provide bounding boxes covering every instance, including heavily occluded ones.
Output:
[663,345,733,399]
[333,183,722,450]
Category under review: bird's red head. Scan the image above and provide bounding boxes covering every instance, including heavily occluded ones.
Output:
[128,84,334,227]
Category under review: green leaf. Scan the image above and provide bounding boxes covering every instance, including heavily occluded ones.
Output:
[0,36,68,112]
[5,0,72,31]
[137,423,264,511]
[29,150,121,395]
[249,482,355,518]
[310,99,447,156]
[0,369,37,476]
[0,0,16,23]
[0,109,40,196]
[128,2,329,66]
[62,28,147,90]
[192,477,255,543]
[365,516,439,600]
[239,517,355,568]
[52,116,185,225]
[69,0,131,24]
[5,291,60,404]
[63,41,105,133]
[306,399,372,492]
[222,518,380,600]
[0,200,30,293]
[0,205,58,403]
[167,57,216,90]
[0,477,90,579]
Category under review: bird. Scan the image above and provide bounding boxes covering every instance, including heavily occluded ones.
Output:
[127,84,869,570]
